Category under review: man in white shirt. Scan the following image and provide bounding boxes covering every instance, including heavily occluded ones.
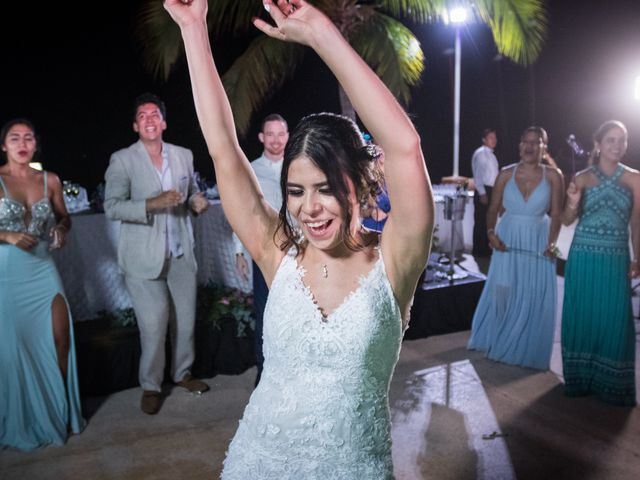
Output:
[233,114,289,385]
[471,128,499,256]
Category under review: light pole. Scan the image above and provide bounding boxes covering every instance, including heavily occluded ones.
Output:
[449,7,468,178]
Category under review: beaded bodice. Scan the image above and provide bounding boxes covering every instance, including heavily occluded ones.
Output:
[0,173,52,239]
[573,164,632,255]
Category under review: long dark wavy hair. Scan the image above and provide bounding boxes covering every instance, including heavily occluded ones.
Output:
[588,120,628,165]
[0,118,39,165]
[276,113,383,254]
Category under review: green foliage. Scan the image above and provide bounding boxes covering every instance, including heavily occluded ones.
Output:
[99,308,138,329]
[196,283,255,338]
[134,0,547,135]
[97,284,255,338]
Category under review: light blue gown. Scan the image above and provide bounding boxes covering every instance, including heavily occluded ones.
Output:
[0,173,84,451]
[468,164,556,369]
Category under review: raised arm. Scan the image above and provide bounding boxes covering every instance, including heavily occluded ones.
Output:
[254,0,434,308]
[164,0,281,274]
[561,170,587,226]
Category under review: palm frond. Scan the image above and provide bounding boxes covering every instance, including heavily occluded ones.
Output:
[222,37,307,137]
[374,0,447,23]
[205,0,265,35]
[135,0,183,80]
[350,11,425,104]
[474,0,547,65]
[135,0,265,80]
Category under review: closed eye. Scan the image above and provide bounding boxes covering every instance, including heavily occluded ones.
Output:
[287,188,303,197]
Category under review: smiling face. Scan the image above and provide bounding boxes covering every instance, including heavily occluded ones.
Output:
[286,156,359,253]
[596,126,627,164]
[133,102,166,142]
[259,119,289,160]
[2,123,37,165]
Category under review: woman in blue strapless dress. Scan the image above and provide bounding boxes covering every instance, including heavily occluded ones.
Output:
[0,118,84,450]
[468,126,565,369]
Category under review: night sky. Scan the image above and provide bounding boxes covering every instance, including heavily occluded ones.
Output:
[1,0,640,195]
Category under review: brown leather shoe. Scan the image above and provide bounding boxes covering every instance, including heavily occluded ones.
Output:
[177,374,210,394]
[141,390,162,415]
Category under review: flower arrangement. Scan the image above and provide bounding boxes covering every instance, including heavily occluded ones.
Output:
[196,283,255,337]
[99,307,137,328]
[97,284,255,338]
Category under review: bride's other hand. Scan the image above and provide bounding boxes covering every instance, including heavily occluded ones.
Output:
[253,0,329,46]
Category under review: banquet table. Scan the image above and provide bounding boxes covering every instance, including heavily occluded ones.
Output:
[53,187,477,321]
[52,201,251,321]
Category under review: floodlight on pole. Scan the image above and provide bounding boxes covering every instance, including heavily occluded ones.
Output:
[448,7,468,177]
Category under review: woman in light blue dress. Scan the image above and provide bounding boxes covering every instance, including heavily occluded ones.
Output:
[0,119,84,450]
[468,127,564,369]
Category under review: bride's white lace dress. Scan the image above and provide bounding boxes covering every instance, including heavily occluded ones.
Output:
[221,249,403,479]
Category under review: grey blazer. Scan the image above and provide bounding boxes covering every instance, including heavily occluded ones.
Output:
[104,140,199,279]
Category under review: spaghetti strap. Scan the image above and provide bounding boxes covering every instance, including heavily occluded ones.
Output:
[0,175,7,197]
[43,171,48,197]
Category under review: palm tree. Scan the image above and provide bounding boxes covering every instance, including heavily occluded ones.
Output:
[135,0,546,137]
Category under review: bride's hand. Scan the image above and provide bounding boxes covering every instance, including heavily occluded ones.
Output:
[253,0,330,47]
[163,0,207,29]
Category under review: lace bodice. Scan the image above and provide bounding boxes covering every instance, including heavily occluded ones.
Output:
[222,249,403,479]
[573,164,632,255]
[0,172,52,239]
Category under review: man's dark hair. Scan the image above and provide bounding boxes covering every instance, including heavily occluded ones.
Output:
[482,128,496,140]
[133,92,167,121]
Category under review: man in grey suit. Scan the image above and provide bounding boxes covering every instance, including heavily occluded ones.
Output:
[104,93,209,414]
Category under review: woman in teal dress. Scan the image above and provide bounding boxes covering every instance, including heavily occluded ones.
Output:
[0,118,84,450]
[561,120,639,406]
[468,126,564,369]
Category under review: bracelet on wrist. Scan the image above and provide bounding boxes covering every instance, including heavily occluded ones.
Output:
[567,202,579,210]
[487,228,495,237]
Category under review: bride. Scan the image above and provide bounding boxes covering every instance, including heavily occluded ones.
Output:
[164,0,434,477]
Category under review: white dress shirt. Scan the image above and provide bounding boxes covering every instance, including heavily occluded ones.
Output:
[471,145,499,196]
[232,154,283,255]
[155,144,184,259]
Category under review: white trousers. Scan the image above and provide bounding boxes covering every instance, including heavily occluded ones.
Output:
[125,255,197,392]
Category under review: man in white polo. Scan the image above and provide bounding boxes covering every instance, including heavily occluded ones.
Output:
[233,114,289,386]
